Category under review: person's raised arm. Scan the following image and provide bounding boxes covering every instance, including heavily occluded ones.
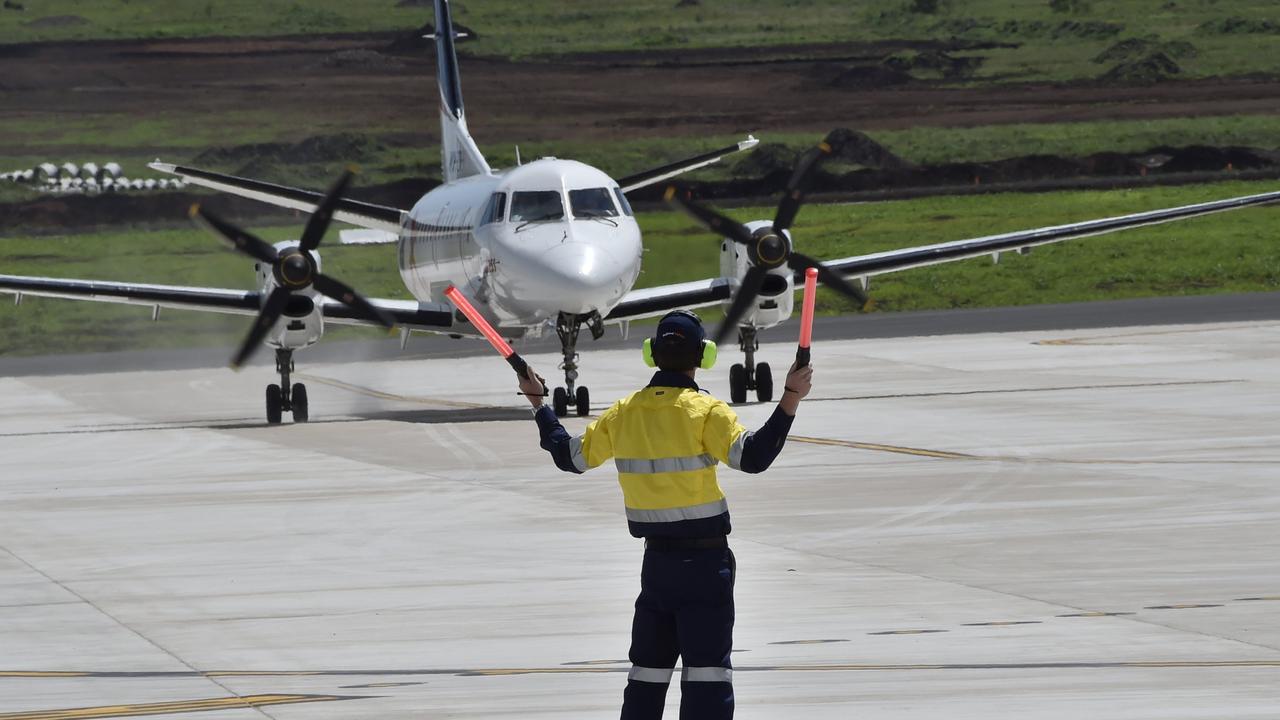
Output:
[718,362,812,474]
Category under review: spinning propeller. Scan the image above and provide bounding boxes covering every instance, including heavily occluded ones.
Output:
[665,129,869,344]
[191,170,395,368]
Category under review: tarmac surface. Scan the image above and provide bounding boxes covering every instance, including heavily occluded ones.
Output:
[1,301,1278,718]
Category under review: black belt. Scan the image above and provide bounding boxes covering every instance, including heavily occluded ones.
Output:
[644,536,728,551]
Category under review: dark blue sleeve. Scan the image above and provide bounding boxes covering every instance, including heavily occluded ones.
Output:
[739,406,795,474]
[534,406,584,474]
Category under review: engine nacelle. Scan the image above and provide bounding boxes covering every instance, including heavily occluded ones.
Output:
[718,220,795,333]
[257,241,324,351]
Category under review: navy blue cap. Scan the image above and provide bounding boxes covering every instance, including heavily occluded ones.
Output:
[655,310,705,346]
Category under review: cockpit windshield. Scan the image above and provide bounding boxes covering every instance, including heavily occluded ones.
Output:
[569,188,619,218]
[510,191,565,224]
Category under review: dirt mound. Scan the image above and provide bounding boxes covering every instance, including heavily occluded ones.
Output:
[1199,17,1280,35]
[1099,52,1181,84]
[190,133,386,174]
[1095,37,1197,64]
[827,64,913,89]
[1157,145,1273,173]
[827,128,915,170]
[995,19,1123,39]
[884,49,984,79]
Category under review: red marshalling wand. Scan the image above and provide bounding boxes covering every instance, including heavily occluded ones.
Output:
[443,285,547,395]
[796,267,818,368]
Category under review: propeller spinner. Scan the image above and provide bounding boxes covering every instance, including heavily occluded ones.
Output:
[191,170,395,368]
[665,129,869,344]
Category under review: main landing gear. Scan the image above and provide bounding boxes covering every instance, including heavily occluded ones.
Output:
[265,348,308,425]
[728,327,772,405]
[552,311,603,417]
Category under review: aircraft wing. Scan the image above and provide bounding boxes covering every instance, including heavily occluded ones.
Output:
[149,162,405,234]
[807,188,1280,284]
[0,275,456,330]
[606,188,1280,322]
[617,136,759,194]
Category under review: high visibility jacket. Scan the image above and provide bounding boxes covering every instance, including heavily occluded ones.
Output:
[569,376,749,538]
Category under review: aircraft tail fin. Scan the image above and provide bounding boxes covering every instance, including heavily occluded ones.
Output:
[432,0,491,182]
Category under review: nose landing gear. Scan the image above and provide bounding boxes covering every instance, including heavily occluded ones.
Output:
[553,311,603,417]
[727,327,772,405]
[265,348,309,424]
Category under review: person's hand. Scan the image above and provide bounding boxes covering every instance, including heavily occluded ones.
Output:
[779,361,812,415]
[517,364,547,408]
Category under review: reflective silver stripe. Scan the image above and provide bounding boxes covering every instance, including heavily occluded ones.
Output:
[615,454,717,474]
[569,435,587,472]
[625,498,729,524]
[629,666,675,684]
[683,666,733,683]
[727,430,751,470]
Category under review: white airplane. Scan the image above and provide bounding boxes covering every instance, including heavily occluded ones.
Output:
[3,0,1280,423]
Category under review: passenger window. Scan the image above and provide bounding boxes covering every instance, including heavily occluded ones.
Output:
[569,188,618,218]
[613,187,634,217]
[510,191,564,223]
[481,192,506,225]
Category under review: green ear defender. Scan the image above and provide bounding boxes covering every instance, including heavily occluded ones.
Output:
[699,340,717,370]
[642,338,717,369]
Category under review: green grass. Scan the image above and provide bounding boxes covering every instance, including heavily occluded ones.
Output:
[2,0,1279,82]
[7,111,1270,196]
[2,179,1278,356]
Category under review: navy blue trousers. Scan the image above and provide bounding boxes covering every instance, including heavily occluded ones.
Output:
[620,547,735,720]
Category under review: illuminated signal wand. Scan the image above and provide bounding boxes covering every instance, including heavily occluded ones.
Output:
[443,285,548,396]
[796,267,818,368]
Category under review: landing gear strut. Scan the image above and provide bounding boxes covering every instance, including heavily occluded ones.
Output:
[265,348,308,424]
[553,311,603,417]
[727,327,772,405]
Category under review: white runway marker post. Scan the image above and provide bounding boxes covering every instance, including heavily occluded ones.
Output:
[796,267,819,368]
[443,285,547,396]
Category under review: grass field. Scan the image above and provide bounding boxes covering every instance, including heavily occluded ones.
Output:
[2,1,1279,82]
[8,112,1277,195]
[2,179,1276,357]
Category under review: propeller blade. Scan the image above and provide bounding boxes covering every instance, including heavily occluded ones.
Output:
[231,286,293,369]
[789,252,868,306]
[773,130,843,233]
[714,265,767,345]
[192,205,279,264]
[313,273,396,328]
[299,170,355,252]
[664,185,756,247]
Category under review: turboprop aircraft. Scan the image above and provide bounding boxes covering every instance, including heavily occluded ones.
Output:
[3,0,1280,423]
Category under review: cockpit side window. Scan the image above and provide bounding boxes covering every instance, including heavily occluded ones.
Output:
[480,192,507,226]
[612,187,635,217]
[569,188,619,218]
[510,191,565,223]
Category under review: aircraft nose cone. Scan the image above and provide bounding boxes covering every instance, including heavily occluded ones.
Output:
[533,242,629,315]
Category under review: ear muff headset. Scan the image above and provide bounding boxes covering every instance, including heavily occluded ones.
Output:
[642,337,717,370]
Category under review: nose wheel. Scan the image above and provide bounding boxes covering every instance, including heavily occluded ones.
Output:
[728,328,773,404]
[265,348,309,424]
[553,311,602,417]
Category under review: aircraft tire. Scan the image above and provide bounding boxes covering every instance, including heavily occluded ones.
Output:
[553,386,570,417]
[575,386,590,417]
[266,384,283,425]
[755,362,773,403]
[729,364,747,405]
[292,383,309,423]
